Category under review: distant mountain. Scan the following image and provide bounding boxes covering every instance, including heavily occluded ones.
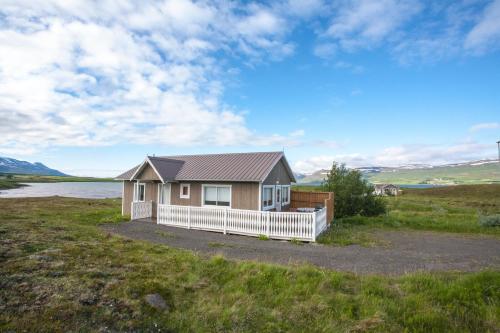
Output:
[0,157,67,176]
[296,169,330,185]
[296,159,500,185]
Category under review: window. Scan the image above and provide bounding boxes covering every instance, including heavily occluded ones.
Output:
[282,185,290,205]
[262,185,274,210]
[158,183,170,205]
[133,183,145,202]
[180,183,190,199]
[202,185,231,207]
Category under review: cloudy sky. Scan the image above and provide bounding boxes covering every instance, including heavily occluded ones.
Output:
[0,0,499,176]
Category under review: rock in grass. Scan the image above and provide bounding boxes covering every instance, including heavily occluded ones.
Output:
[144,293,168,310]
[28,254,52,261]
[79,293,99,305]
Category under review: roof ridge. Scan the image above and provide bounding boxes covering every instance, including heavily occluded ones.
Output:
[147,156,185,163]
[160,151,283,158]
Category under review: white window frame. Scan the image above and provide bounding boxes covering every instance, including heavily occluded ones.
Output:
[282,185,291,205]
[201,184,232,208]
[262,185,275,210]
[180,183,190,199]
[133,182,146,202]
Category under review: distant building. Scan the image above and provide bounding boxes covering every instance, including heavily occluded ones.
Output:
[373,184,399,196]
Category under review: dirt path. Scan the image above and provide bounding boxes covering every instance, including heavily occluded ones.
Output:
[102,220,500,274]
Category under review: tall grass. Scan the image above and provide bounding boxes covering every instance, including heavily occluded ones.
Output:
[319,185,500,246]
[0,197,499,331]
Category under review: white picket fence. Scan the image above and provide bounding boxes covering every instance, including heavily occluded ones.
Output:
[156,204,328,241]
[131,201,153,220]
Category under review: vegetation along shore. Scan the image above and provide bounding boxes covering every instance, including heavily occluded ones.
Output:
[0,174,117,190]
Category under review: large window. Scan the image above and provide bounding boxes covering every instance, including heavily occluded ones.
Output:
[180,183,190,199]
[133,182,145,202]
[282,185,290,205]
[262,185,274,210]
[158,183,170,205]
[203,185,231,207]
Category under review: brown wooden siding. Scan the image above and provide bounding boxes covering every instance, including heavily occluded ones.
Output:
[170,181,259,210]
[263,159,292,185]
[136,164,160,181]
[145,182,158,218]
[232,182,259,210]
[122,180,159,217]
[122,181,134,216]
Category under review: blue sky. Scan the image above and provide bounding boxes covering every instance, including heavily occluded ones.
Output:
[0,0,499,176]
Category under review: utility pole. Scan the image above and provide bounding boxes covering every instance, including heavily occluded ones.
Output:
[497,141,500,162]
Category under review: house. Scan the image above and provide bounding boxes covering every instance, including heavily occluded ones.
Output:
[116,151,296,218]
[116,151,331,241]
[373,184,399,196]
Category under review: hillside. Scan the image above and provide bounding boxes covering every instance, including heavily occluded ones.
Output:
[0,157,67,176]
[297,160,500,185]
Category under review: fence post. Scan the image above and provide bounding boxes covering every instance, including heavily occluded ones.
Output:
[312,211,317,242]
[130,202,134,220]
[223,209,227,234]
[157,203,159,224]
[266,211,270,237]
[188,206,191,229]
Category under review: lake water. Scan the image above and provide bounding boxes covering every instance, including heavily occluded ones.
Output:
[0,182,122,199]
[398,184,449,189]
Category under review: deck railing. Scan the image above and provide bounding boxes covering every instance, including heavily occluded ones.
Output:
[131,201,153,220]
[156,204,328,242]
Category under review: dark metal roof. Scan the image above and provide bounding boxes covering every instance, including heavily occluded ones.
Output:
[115,165,139,180]
[115,151,296,183]
[147,157,184,182]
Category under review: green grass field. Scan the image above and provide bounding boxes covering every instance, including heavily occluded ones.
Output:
[365,162,500,185]
[316,184,500,246]
[1,193,499,331]
[296,162,500,185]
[0,173,116,190]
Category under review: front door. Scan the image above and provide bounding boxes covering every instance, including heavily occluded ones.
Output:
[158,183,171,205]
[275,185,282,212]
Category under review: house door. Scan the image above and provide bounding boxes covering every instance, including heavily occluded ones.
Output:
[275,185,282,212]
[158,183,171,205]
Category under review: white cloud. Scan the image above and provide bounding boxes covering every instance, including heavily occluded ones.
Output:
[285,0,326,18]
[313,42,337,58]
[289,129,306,137]
[293,141,496,173]
[314,1,500,63]
[0,0,300,155]
[325,0,422,51]
[465,0,500,52]
[470,122,500,132]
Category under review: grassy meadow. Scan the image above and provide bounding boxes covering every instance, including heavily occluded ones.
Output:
[1,194,499,332]
[365,162,500,185]
[307,184,500,246]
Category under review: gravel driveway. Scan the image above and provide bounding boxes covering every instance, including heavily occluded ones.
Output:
[102,220,500,274]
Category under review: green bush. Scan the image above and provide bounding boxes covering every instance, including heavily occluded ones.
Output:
[479,214,500,227]
[322,162,387,218]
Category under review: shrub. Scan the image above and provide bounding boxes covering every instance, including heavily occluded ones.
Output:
[322,162,387,218]
[479,214,500,227]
